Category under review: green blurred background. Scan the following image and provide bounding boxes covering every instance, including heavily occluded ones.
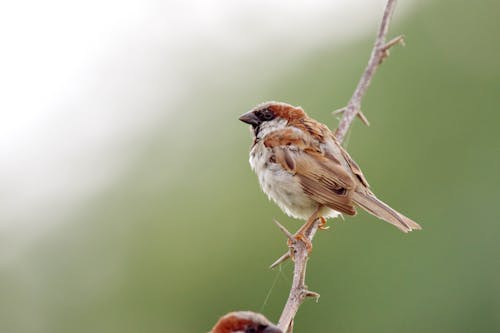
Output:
[1,1,499,332]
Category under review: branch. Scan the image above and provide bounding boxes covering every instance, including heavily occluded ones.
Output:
[334,0,403,143]
[274,220,321,332]
[273,1,402,332]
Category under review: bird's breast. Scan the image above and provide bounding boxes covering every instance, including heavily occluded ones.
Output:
[249,143,332,220]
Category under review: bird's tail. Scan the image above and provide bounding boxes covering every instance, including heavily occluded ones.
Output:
[351,190,422,233]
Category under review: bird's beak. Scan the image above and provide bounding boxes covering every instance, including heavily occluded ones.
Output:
[239,112,260,127]
[263,324,283,333]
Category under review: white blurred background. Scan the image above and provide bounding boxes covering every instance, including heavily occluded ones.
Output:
[0,0,413,240]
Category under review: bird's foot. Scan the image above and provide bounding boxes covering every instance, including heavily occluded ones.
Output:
[318,216,329,230]
[287,232,313,258]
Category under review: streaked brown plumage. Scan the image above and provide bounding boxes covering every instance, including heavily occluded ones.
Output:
[239,101,421,236]
[210,311,282,333]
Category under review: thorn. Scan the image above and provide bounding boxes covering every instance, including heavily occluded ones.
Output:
[305,290,321,302]
[384,35,405,50]
[332,107,346,116]
[333,107,370,126]
[273,219,295,242]
[379,35,405,64]
[357,110,370,126]
[270,252,291,269]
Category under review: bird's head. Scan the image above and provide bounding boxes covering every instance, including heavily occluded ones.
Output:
[239,101,306,139]
[210,311,282,333]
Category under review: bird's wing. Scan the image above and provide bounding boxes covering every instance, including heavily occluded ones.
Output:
[264,128,357,215]
[334,135,370,188]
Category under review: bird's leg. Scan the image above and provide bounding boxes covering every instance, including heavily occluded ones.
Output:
[296,206,323,236]
[288,207,322,255]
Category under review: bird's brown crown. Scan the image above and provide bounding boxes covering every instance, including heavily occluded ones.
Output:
[211,311,281,333]
[252,101,306,122]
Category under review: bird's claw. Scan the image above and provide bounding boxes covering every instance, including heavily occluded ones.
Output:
[287,233,313,256]
[318,216,329,230]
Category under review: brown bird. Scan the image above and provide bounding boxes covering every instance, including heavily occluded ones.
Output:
[239,102,421,242]
[210,311,282,333]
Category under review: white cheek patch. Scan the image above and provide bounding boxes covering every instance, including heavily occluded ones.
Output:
[256,118,288,140]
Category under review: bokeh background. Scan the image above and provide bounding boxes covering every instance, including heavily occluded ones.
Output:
[1,0,499,332]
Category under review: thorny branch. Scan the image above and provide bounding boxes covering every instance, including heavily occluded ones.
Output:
[272,1,403,332]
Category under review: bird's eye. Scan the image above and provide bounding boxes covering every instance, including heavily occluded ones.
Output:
[257,108,275,121]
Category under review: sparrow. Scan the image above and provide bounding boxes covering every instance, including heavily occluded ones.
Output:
[239,101,421,242]
[210,311,282,333]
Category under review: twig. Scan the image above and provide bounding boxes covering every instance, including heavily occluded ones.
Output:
[273,1,402,332]
[334,0,403,143]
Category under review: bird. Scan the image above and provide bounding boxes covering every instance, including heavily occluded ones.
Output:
[239,101,421,244]
[210,311,282,333]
